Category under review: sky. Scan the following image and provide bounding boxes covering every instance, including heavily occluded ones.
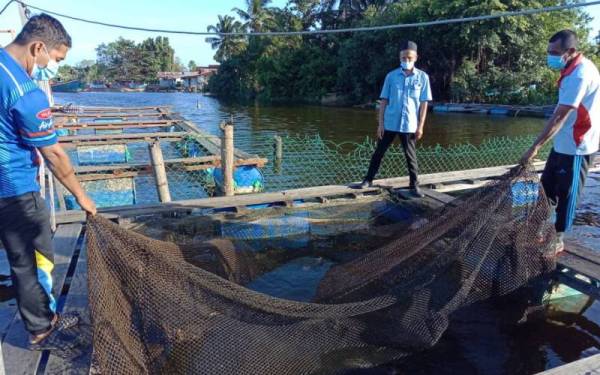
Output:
[0,0,599,68]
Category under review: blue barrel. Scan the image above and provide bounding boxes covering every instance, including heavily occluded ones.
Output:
[213,166,264,194]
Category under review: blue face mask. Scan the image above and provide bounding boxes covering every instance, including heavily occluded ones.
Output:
[547,54,566,70]
[30,46,59,80]
[401,61,415,70]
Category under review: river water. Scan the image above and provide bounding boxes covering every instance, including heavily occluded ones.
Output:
[54,92,546,146]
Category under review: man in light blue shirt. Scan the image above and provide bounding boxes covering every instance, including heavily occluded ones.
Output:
[355,41,432,197]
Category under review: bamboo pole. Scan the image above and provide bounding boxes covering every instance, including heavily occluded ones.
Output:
[53,175,67,212]
[48,171,56,232]
[148,140,172,203]
[220,122,235,196]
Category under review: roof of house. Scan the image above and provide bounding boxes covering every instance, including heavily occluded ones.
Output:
[181,72,201,79]
[157,72,183,79]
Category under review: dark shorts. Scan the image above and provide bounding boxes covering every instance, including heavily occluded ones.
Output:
[541,149,590,233]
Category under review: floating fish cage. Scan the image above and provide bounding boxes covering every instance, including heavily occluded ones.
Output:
[51,105,268,209]
[120,188,600,374]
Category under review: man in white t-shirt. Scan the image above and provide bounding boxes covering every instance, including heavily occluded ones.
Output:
[521,30,600,253]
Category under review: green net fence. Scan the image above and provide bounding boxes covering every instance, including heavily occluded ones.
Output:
[251,134,552,192]
[54,132,552,209]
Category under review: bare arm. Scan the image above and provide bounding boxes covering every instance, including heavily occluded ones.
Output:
[520,104,574,164]
[38,143,97,215]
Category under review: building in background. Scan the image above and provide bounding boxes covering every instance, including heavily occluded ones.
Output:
[181,65,219,92]
[157,71,183,89]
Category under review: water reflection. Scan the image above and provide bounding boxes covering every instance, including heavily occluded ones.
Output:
[55,92,545,147]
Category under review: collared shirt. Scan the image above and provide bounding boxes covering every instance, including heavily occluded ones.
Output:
[554,54,600,156]
[380,67,432,133]
[0,48,57,198]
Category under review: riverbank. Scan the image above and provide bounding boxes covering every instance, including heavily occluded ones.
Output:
[432,102,555,118]
[350,100,555,118]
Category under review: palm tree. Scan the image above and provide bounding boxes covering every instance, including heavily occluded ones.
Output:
[321,0,389,23]
[288,0,320,30]
[205,15,247,62]
[232,0,274,33]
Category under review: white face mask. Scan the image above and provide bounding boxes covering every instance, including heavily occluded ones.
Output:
[401,61,415,70]
[31,45,59,80]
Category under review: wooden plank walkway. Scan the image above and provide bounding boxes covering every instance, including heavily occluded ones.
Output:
[0,224,83,375]
[43,239,91,375]
[53,162,548,224]
[536,353,600,374]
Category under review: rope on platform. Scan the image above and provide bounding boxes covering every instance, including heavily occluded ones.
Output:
[12,0,600,37]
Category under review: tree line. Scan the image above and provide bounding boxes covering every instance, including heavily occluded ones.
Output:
[57,36,195,84]
[206,0,600,105]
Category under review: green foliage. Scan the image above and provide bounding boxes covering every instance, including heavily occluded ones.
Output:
[59,36,179,84]
[205,15,248,63]
[96,36,177,82]
[56,59,105,83]
[207,0,595,105]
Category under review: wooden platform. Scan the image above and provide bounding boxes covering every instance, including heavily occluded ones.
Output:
[52,105,267,168]
[0,224,90,375]
[536,353,600,374]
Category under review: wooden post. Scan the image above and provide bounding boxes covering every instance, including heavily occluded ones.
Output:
[53,175,67,212]
[48,171,56,232]
[273,135,282,174]
[149,140,172,203]
[220,121,234,196]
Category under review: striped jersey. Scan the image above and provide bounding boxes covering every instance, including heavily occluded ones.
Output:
[0,48,57,198]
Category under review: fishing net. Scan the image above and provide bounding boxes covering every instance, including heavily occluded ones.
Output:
[86,165,557,374]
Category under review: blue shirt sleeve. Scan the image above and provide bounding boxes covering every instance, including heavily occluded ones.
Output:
[420,73,433,102]
[10,89,57,148]
[380,74,391,100]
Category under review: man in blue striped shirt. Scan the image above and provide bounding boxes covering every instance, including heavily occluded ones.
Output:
[0,14,96,351]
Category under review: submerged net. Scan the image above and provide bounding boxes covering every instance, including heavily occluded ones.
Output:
[86,166,557,374]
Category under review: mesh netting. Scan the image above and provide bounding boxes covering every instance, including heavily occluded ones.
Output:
[53,133,552,210]
[245,134,553,192]
[86,166,557,374]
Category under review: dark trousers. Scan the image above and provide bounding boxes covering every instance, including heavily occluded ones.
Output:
[541,149,590,233]
[0,192,55,334]
[364,130,419,186]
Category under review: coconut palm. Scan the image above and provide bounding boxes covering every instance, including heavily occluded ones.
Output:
[205,15,247,63]
[321,0,389,22]
[232,0,275,33]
